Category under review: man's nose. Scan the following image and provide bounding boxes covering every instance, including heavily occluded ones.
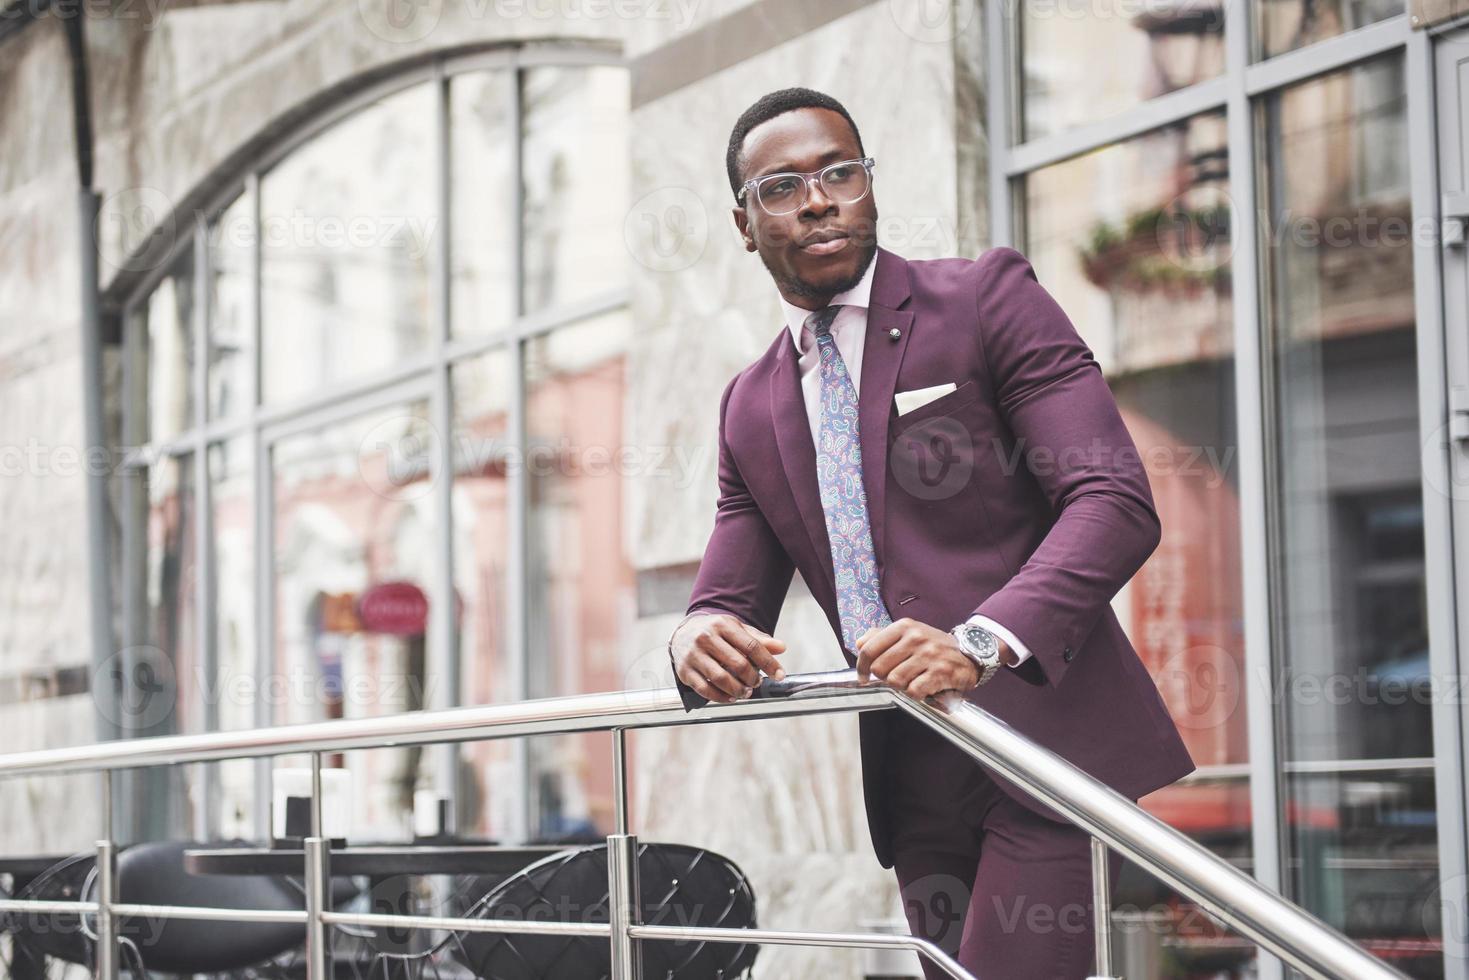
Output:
[801,177,837,217]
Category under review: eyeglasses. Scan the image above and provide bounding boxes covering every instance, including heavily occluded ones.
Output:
[738,156,876,216]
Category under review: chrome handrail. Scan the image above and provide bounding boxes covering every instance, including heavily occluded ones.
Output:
[0,669,1406,980]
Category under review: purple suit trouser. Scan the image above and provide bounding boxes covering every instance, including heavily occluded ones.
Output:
[885,711,1127,980]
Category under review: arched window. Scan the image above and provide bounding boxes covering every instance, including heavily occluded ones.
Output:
[116,47,630,845]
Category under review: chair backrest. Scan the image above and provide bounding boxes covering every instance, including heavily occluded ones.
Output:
[451,841,758,980]
[4,852,98,967]
[113,840,309,973]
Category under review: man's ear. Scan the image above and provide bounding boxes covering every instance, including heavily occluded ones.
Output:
[731,207,756,252]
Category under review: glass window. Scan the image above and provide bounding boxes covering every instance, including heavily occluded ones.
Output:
[210,437,254,734]
[1254,0,1403,60]
[207,193,254,420]
[520,66,629,314]
[1024,110,1251,973]
[118,58,631,845]
[1019,2,1226,143]
[210,436,258,838]
[260,85,436,405]
[144,253,197,444]
[450,71,516,337]
[1260,53,1438,973]
[523,309,632,838]
[142,452,197,739]
[271,400,437,839]
[451,345,516,837]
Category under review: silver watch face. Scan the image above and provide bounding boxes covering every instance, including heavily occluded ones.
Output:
[955,623,1001,666]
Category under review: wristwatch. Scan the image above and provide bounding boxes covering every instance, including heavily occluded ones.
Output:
[949,622,1003,688]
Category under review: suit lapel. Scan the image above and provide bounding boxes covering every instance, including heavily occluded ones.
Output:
[859,262,914,570]
[767,246,914,596]
[771,328,836,599]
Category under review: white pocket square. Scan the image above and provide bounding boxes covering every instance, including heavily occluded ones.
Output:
[895,382,957,416]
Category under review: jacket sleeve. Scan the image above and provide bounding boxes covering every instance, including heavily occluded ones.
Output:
[969,246,1161,688]
[668,372,797,710]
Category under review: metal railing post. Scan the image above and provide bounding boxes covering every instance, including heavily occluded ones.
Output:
[1087,835,1117,980]
[94,770,118,980]
[94,838,118,980]
[612,727,629,835]
[608,832,642,979]
[304,752,332,980]
[608,728,641,977]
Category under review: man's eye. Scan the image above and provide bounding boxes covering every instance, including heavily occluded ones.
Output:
[826,165,854,182]
[765,177,800,197]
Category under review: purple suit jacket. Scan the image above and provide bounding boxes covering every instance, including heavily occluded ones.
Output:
[674,244,1196,869]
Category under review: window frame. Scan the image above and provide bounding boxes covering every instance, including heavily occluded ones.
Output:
[113,45,630,845]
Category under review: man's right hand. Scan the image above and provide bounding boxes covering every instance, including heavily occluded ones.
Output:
[670,613,787,704]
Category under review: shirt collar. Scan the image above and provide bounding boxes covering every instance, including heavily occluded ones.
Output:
[779,249,879,354]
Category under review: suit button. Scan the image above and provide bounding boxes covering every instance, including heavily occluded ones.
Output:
[1062,646,1074,662]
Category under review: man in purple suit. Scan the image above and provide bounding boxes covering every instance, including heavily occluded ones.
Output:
[666,87,1195,979]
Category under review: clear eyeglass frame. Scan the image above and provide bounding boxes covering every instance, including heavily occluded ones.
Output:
[738,156,877,215]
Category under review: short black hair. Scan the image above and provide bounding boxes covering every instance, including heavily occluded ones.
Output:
[726,87,864,204]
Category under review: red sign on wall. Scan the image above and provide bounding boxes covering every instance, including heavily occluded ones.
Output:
[357,581,429,636]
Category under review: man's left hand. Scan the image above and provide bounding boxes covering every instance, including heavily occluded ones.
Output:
[855,617,981,699]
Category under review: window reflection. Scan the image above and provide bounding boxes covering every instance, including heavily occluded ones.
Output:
[271,401,438,840]
[145,253,196,443]
[123,60,633,846]
[1255,0,1403,60]
[209,437,257,838]
[1261,53,1438,975]
[260,85,435,405]
[1020,1,1225,142]
[1025,110,1250,975]
[135,452,197,838]
[451,346,516,838]
[524,310,633,838]
[207,194,254,419]
[450,72,516,337]
[520,67,628,313]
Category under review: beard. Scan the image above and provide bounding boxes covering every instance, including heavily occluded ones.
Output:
[760,238,878,302]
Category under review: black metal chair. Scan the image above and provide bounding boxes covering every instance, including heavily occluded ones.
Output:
[0,851,142,978]
[112,840,318,974]
[450,842,758,980]
[1,842,360,978]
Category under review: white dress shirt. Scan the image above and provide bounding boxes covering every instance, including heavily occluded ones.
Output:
[776,253,1034,669]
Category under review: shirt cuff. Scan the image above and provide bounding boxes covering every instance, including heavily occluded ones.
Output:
[967,614,1033,667]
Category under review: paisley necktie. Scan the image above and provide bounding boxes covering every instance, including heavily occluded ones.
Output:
[805,304,892,655]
